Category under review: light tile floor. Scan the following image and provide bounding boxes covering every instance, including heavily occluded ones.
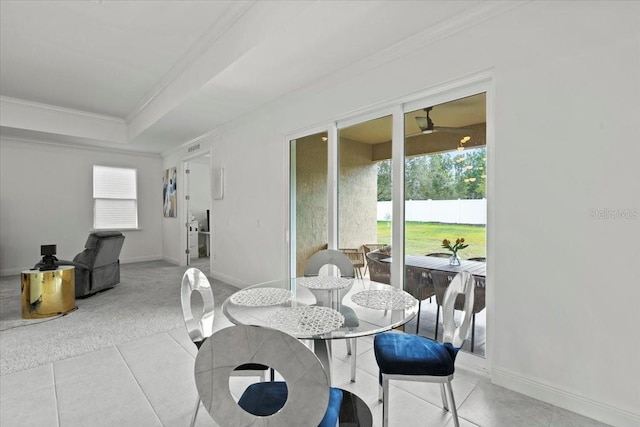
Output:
[1,315,610,427]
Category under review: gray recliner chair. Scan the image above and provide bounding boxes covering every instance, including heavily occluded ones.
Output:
[59,231,125,298]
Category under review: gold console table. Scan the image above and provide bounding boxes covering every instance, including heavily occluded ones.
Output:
[21,266,76,319]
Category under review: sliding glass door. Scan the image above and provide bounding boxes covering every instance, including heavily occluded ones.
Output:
[403,93,487,356]
[289,88,489,360]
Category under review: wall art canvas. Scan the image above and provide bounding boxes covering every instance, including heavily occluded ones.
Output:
[163,167,177,218]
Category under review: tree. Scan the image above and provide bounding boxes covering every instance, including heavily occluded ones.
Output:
[424,153,455,199]
[404,156,430,200]
[376,147,486,201]
[377,160,391,201]
[453,148,486,199]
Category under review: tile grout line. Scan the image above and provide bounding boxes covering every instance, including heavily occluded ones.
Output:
[166,328,197,359]
[114,342,165,426]
[51,363,61,427]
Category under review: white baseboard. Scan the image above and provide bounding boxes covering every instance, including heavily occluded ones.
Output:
[0,267,31,276]
[208,270,247,289]
[121,255,164,264]
[159,255,180,265]
[493,367,640,427]
[0,255,166,276]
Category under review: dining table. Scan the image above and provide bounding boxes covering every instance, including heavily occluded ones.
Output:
[222,276,419,384]
[383,255,486,279]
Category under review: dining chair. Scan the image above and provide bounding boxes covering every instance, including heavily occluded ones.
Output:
[362,243,387,276]
[373,271,475,427]
[194,324,344,427]
[304,249,359,382]
[431,269,486,352]
[180,268,269,427]
[403,266,435,334]
[339,248,365,278]
[364,250,391,285]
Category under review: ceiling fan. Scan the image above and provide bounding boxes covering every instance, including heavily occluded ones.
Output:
[414,107,471,135]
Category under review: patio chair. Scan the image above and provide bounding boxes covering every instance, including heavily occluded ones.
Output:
[363,244,387,275]
[365,250,391,285]
[180,268,270,427]
[339,248,365,279]
[431,269,486,352]
[404,266,435,334]
[194,325,344,427]
[374,271,475,427]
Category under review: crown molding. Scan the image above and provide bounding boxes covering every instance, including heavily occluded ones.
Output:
[164,1,525,158]
[314,1,527,93]
[124,1,256,124]
[0,96,126,124]
[0,133,160,158]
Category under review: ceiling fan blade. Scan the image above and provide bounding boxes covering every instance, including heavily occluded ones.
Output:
[433,126,472,134]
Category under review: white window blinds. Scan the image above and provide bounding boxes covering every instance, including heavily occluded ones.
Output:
[93,165,138,229]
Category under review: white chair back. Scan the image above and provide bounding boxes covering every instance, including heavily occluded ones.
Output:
[304,249,355,278]
[180,268,215,344]
[442,271,475,348]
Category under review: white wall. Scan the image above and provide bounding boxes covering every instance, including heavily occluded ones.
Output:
[0,138,163,275]
[162,3,640,425]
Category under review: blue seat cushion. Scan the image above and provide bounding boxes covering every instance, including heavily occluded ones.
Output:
[374,332,459,378]
[238,381,343,427]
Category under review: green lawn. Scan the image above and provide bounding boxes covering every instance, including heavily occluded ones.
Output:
[377,221,486,259]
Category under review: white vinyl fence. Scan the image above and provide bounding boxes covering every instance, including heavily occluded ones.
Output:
[377,199,486,225]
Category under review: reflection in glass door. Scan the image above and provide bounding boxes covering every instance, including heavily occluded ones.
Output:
[290,132,328,277]
[403,93,487,357]
[337,115,392,281]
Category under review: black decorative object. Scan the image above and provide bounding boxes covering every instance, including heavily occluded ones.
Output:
[35,244,58,271]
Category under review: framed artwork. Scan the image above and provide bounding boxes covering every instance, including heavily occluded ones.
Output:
[163,167,177,218]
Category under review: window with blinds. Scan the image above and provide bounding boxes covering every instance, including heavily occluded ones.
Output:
[93,165,138,230]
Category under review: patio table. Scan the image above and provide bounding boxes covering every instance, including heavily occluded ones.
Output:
[382,255,486,279]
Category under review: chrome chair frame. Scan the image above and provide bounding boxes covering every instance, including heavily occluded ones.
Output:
[377,271,475,427]
[194,324,341,427]
[180,268,267,427]
[304,249,359,382]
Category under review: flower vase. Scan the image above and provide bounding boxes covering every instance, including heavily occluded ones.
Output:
[449,254,461,266]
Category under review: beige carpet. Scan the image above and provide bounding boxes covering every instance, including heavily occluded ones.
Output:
[0,259,238,376]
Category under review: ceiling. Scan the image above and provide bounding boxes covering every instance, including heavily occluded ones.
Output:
[0,1,500,154]
[340,93,486,144]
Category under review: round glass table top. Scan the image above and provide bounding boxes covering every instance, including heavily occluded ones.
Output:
[222,277,418,340]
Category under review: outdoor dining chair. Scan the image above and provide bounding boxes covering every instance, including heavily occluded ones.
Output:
[339,248,365,278]
[362,243,388,276]
[365,250,391,285]
[404,266,435,334]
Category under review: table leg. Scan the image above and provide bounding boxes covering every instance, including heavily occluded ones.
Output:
[313,339,332,384]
